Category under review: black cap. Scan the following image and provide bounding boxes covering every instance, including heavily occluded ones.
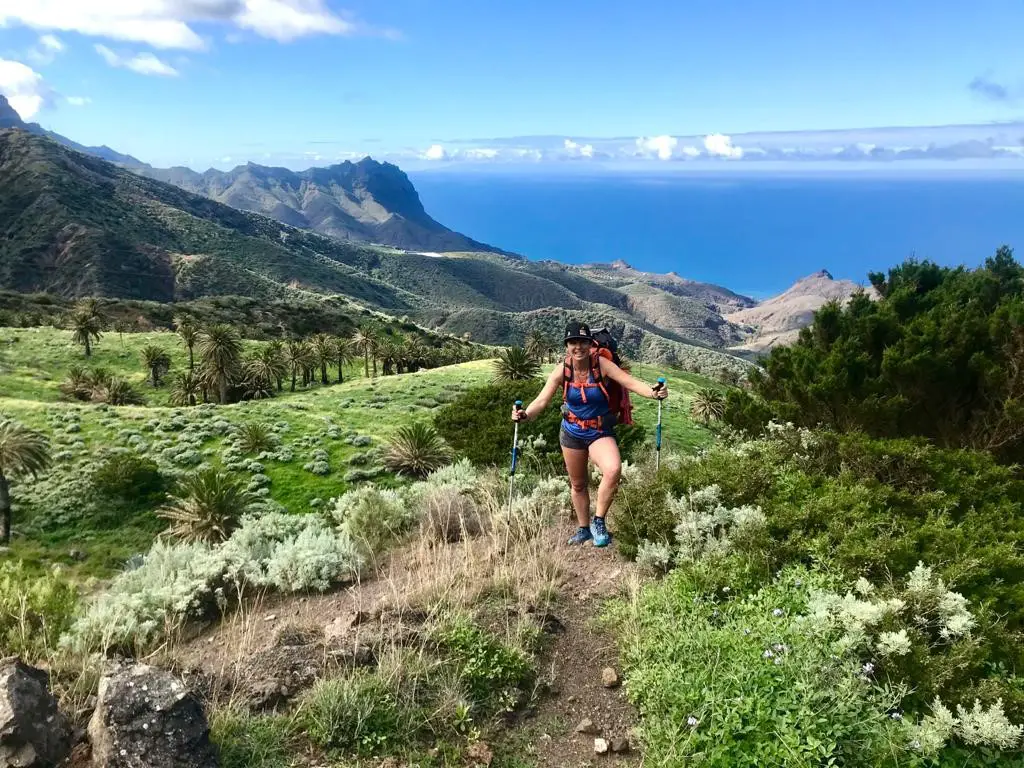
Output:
[564,321,593,343]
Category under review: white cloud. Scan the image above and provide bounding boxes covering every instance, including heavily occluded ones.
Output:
[423,144,447,161]
[463,147,499,159]
[221,155,233,162]
[564,138,594,158]
[66,95,91,106]
[681,145,700,157]
[26,33,65,64]
[0,0,377,49]
[0,58,49,118]
[635,135,678,160]
[236,0,353,42]
[703,133,744,159]
[95,44,179,76]
[39,34,63,51]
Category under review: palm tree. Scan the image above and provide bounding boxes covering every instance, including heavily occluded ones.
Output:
[690,388,726,425]
[383,422,452,478]
[350,327,376,378]
[0,420,51,544]
[175,316,199,371]
[405,337,428,373]
[524,330,549,363]
[244,345,286,399]
[492,346,541,383]
[169,370,202,407]
[264,340,286,391]
[378,338,399,376]
[70,308,103,357]
[310,333,336,385]
[140,345,171,387]
[198,324,243,404]
[100,378,145,406]
[114,319,131,349]
[283,339,312,392]
[157,469,259,544]
[333,336,353,383]
[236,422,275,454]
[60,365,93,401]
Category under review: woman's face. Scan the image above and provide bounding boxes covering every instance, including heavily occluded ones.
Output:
[566,338,592,363]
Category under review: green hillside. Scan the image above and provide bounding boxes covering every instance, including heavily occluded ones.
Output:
[0,129,756,375]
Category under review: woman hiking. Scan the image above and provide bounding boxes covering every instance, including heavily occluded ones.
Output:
[511,321,669,547]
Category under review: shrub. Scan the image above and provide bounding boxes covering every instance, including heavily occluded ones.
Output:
[64,512,362,654]
[434,380,560,467]
[328,487,415,556]
[91,453,166,508]
[383,422,452,478]
[0,561,77,660]
[606,564,911,766]
[491,346,540,383]
[209,708,295,768]
[298,672,407,756]
[416,484,485,544]
[264,525,363,592]
[431,614,534,715]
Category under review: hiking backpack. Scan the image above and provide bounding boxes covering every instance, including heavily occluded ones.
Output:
[562,327,634,427]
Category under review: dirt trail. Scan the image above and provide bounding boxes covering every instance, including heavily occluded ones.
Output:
[525,529,642,767]
[165,524,643,767]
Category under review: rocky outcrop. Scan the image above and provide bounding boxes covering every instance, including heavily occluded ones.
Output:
[727,269,878,352]
[0,658,73,768]
[88,662,217,768]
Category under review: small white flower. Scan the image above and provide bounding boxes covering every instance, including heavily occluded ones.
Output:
[763,649,774,659]
[687,716,699,727]
[772,608,784,617]
[862,662,875,675]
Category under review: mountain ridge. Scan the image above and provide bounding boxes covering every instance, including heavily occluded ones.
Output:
[726,270,877,352]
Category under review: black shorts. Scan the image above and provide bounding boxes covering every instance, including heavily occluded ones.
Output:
[559,426,616,451]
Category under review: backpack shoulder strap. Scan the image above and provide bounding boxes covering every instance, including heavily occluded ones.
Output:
[562,356,572,402]
[591,349,611,401]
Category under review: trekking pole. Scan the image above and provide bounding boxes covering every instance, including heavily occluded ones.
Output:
[507,400,524,516]
[654,378,666,471]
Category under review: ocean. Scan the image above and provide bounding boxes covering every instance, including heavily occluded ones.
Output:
[409,170,1024,297]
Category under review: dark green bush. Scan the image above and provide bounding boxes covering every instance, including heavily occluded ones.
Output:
[725,249,1024,463]
[91,453,167,509]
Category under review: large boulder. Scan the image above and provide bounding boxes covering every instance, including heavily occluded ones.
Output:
[0,657,73,768]
[88,662,217,768]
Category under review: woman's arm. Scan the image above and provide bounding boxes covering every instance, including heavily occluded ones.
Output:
[598,356,668,399]
[514,364,564,421]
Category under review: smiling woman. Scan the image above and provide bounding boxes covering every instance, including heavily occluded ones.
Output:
[512,321,668,548]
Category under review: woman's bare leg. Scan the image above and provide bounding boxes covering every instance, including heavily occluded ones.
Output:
[562,444,591,526]
[588,436,622,520]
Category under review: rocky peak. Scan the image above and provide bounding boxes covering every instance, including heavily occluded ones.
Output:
[0,95,25,129]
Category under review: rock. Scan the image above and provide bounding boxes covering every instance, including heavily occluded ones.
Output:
[595,737,609,754]
[323,610,370,642]
[610,737,631,753]
[466,741,493,766]
[88,662,217,768]
[576,718,601,735]
[601,667,620,689]
[0,658,73,768]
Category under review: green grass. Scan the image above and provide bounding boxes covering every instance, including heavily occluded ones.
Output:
[0,327,368,404]
[0,329,721,579]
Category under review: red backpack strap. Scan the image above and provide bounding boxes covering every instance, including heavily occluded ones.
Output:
[591,349,611,402]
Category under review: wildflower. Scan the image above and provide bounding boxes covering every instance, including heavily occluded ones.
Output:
[773,657,783,665]
[890,711,903,721]
[763,649,774,659]
[722,586,730,593]
[862,662,875,675]
[687,716,699,727]
[877,629,912,657]
[772,608,784,617]
[742,628,751,636]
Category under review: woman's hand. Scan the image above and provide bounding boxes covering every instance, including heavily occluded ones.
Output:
[652,381,669,400]
[511,404,528,421]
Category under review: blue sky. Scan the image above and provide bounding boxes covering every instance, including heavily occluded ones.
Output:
[1,0,1023,170]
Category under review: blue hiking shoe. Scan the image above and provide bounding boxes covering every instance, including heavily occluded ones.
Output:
[568,526,593,545]
[591,517,611,548]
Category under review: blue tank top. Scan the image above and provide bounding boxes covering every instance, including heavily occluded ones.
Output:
[562,368,613,439]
